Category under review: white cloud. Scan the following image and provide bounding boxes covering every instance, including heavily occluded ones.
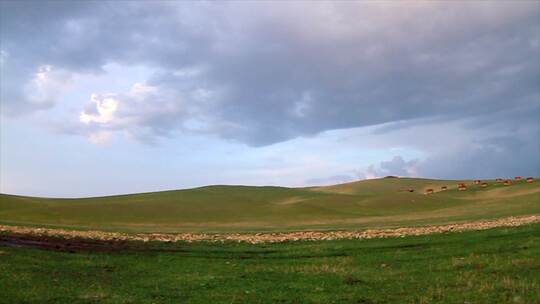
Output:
[0,49,8,66]
[77,82,193,145]
[88,130,113,145]
[128,82,158,97]
[80,94,119,124]
[23,65,72,107]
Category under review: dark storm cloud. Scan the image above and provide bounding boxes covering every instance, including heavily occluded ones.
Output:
[1,1,539,147]
[383,118,539,179]
[312,126,540,184]
[366,131,540,180]
[417,129,540,179]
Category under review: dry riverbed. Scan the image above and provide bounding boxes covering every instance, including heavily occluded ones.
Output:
[1,215,539,245]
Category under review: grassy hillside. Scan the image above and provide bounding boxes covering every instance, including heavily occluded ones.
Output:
[1,177,539,232]
[1,223,539,303]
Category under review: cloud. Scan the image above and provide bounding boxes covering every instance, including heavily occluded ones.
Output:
[1,0,539,184]
[305,174,356,186]
[80,94,118,124]
[303,110,540,184]
[362,156,420,179]
[75,82,194,144]
[1,62,73,115]
[358,121,540,180]
[88,130,113,145]
[2,1,539,146]
[24,65,73,107]
[416,130,540,179]
[0,49,8,65]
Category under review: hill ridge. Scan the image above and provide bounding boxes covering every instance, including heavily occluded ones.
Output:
[1,177,538,233]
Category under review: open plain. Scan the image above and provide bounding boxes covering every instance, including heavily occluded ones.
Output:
[1,177,539,303]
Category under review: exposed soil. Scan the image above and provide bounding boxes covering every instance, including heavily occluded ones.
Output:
[0,234,131,252]
[0,215,538,246]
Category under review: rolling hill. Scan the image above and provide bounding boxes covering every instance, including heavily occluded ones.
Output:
[1,177,539,233]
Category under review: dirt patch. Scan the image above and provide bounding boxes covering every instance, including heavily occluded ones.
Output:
[0,234,131,252]
[0,215,538,244]
[344,276,367,285]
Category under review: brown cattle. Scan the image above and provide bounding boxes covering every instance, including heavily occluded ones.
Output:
[504,180,512,186]
[441,186,448,191]
[458,185,467,191]
[425,188,434,194]
[474,180,481,185]
[515,176,522,181]
[526,177,534,183]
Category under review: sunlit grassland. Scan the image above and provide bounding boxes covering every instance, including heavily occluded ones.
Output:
[1,177,539,233]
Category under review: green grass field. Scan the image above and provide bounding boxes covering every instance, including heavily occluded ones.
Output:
[1,223,539,304]
[1,177,539,303]
[1,177,539,233]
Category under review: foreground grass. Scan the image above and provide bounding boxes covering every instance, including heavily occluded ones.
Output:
[1,224,539,303]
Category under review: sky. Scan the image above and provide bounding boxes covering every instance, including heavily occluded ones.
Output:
[1,1,539,197]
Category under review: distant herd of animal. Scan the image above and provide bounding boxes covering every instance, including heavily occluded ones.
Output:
[421,176,535,194]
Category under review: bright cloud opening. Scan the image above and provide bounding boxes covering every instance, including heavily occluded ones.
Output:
[79,94,119,124]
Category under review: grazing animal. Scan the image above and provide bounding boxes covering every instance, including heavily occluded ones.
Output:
[474,180,481,185]
[425,189,434,194]
[407,188,415,192]
[526,177,534,183]
[458,185,467,191]
[515,176,522,181]
[481,183,488,188]
[441,186,447,191]
[504,180,512,186]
